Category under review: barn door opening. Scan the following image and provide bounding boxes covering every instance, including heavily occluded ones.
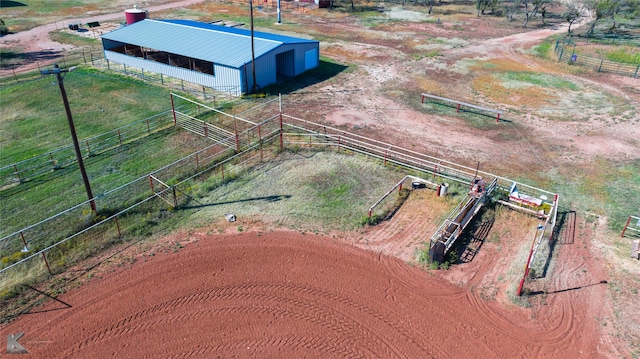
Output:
[276,50,295,81]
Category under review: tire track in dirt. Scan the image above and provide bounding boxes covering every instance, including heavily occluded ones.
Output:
[380,254,463,298]
[3,231,605,358]
[62,283,436,358]
[361,189,450,262]
[168,335,370,358]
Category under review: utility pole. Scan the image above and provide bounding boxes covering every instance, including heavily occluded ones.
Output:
[277,0,282,24]
[250,0,258,93]
[41,64,97,214]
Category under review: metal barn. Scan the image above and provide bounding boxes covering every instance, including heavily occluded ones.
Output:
[101,19,320,95]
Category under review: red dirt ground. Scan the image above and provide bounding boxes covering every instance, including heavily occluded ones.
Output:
[1,228,611,358]
[1,2,634,357]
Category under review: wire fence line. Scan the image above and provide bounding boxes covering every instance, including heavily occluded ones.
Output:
[94,59,242,100]
[1,95,561,310]
[554,40,640,78]
[0,111,175,187]
[1,47,240,100]
[0,97,281,284]
[0,46,103,85]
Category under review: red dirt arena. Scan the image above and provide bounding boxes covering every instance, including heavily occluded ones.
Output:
[1,228,612,358]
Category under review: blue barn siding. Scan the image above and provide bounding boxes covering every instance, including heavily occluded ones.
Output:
[254,54,277,89]
[248,43,319,89]
[273,43,319,75]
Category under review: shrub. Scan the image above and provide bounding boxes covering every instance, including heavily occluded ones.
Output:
[359,214,380,227]
[0,19,7,36]
[533,43,551,58]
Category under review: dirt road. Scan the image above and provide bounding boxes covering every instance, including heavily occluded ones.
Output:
[0,0,206,76]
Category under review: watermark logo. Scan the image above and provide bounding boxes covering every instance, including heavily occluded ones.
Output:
[6,333,28,354]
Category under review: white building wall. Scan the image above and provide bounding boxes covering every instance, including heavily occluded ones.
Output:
[104,51,243,95]
[103,39,319,95]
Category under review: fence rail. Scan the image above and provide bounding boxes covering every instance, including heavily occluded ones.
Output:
[1,95,560,306]
[0,111,175,187]
[281,114,557,201]
[97,59,242,99]
[622,215,640,238]
[554,41,640,78]
[1,96,283,273]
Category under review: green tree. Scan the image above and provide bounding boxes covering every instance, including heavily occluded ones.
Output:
[521,0,555,27]
[564,4,583,33]
[477,0,499,15]
[597,0,624,30]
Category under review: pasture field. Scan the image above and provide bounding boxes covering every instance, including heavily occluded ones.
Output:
[0,68,216,233]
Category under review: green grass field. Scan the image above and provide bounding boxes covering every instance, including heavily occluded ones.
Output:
[0,67,226,236]
[1,68,174,160]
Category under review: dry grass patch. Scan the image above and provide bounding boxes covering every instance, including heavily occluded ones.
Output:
[472,74,553,107]
[437,4,476,16]
[414,77,445,94]
[188,2,250,17]
[323,44,371,62]
[470,58,533,73]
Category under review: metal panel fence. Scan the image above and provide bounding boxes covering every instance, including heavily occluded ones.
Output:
[622,215,640,238]
[1,95,560,306]
[0,111,174,187]
[554,41,640,78]
[280,113,558,206]
[0,102,281,284]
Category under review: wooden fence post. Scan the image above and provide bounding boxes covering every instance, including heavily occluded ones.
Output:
[172,187,177,207]
[258,124,263,161]
[114,217,122,237]
[13,164,20,182]
[41,252,53,275]
[621,216,632,237]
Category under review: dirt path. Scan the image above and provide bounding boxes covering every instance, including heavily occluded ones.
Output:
[0,230,611,358]
[0,0,206,76]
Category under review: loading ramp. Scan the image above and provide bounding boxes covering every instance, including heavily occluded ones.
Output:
[429,178,497,263]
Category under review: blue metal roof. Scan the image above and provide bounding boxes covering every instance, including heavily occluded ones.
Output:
[101,19,317,68]
[159,20,317,44]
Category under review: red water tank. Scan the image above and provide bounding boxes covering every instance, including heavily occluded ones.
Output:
[125,7,147,25]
